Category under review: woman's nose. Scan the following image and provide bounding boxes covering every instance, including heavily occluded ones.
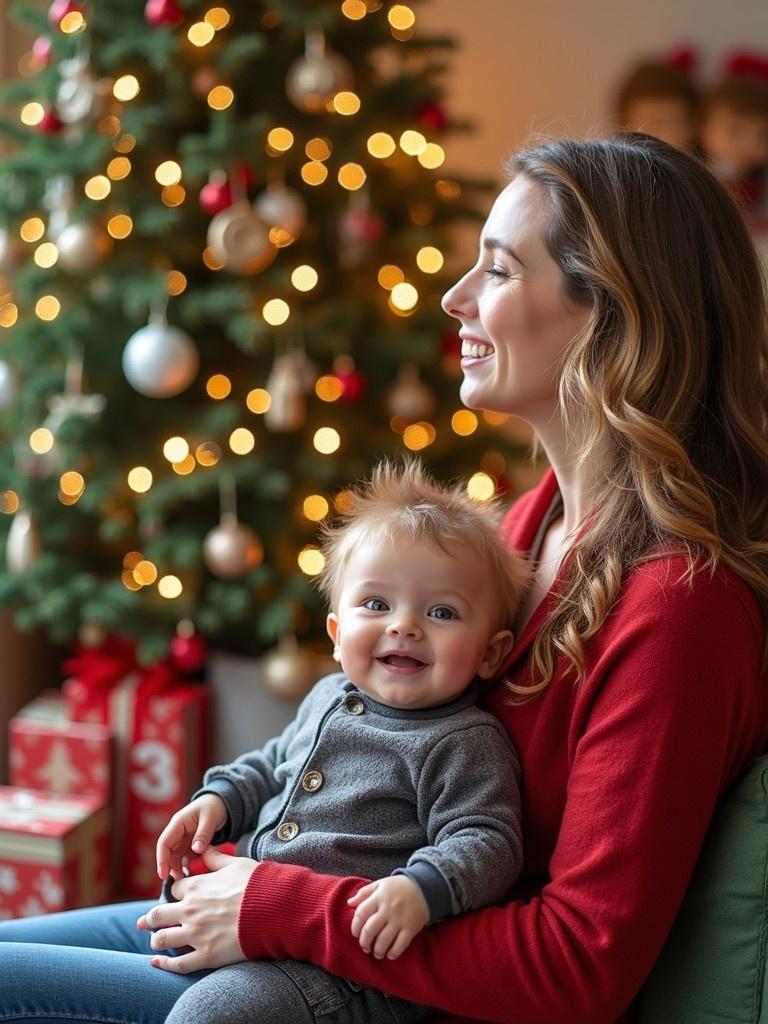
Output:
[441,268,475,321]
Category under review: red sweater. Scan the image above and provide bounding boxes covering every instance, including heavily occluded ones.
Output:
[236,469,768,1024]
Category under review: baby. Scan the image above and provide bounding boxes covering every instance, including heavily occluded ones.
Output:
[157,460,530,1024]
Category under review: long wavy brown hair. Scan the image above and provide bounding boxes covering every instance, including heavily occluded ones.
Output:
[506,134,768,695]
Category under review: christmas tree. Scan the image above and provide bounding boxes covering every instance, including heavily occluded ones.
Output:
[0,0,526,666]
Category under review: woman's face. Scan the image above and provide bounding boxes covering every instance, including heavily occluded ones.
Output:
[441,175,592,423]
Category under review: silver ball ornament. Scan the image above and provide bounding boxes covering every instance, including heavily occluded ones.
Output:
[286,43,353,114]
[122,322,200,398]
[57,221,110,273]
[254,185,307,241]
[207,200,276,274]
[0,361,20,409]
[203,518,263,579]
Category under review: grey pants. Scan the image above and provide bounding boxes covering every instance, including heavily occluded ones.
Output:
[164,957,435,1024]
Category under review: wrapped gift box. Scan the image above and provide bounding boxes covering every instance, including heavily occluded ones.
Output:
[0,786,110,919]
[64,659,209,899]
[9,690,112,804]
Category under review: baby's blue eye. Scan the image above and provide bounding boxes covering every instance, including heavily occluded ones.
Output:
[362,598,388,611]
[430,605,457,620]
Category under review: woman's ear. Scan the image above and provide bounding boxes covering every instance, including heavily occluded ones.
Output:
[476,629,515,679]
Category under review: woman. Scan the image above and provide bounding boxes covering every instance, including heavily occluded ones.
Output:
[2,134,767,1024]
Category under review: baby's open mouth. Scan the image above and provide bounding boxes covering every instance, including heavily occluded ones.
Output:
[378,654,426,668]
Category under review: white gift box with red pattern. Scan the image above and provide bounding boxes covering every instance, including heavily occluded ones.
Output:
[0,786,110,919]
[9,690,112,804]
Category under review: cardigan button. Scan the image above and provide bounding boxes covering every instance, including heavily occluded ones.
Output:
[276,821,299,841]
[343,694,365,715]
[302,770,324,792]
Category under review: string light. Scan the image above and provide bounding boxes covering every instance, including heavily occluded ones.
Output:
[121,571,142,591]
[114,134,136,153]
[301,161,328,186]
[262,298,290,325]
[59,471,84,497]
[416,246,444,273]
[204,7,231,29]
[338,163,366,190]
[367,132,396,158]
[451,410,478,435]
[166,270,187,295]
[107,157,131,180]
[161,185,186,206]
[202,247,225,270]
[314,427,341,454]
[20,102,44,126]
[267,127,294,152]
[315,376,343,402]
[123,551,143,570]
[172,455,196,475]
[390,281,419,311]
[20,217,44,242]
[291,265,318,291]
[84,175,111,200]
[305,137,331,160]
[188,21,215,46]
[34,242,58,268]
[99,115,121,137]
[332,91,361,115]
[163,436,189,463]
[246,388,271,414]
[1,490,20,514]
[207,85,234,110]
[0,303,18,328]
[206,373,232,398]
[155,161,182,186]
[113,75,140,102]
[377,265,404,290]
[418,143,445,169]
[158,575,183,598]
[127,466,153,493]
[481,451,507,475]
[195,441,222,466]
[298,546,325,575]
[341,0,367,18]
[107,215,133,239]
[29,427,54,453]
[399,130,427,156]
[229,427,256,454]
[388,4,415,29]
[402,422,434,451]
[133,560,158,585]
[35,295,61,321]
[60,9,86,33]
[303,495,329,521]
[467,472,495,502]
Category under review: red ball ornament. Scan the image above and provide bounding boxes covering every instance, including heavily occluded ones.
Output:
[37,108,63,134]
[417,101,448,132]
[31,36,53,69]
[144,0,183,27]
[169,629,207,675]
[199,172,233,216]
[332,355,366,404]
[48,0,85,29]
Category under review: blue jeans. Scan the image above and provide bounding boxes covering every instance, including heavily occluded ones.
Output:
[0,901,434,1024]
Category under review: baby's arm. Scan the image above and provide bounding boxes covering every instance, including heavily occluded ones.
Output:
[156,792,228,880]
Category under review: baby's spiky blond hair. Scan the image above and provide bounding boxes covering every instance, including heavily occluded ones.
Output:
[317,459,529,628]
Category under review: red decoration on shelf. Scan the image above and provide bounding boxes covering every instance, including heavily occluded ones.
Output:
[48,0,85,29]
[664,46,697,75]
[199,172,233,216]
[332,355,366,404]
[37,108,64,135]
[169,627,208,675]
[417,100,448,132]
[144,0,183,27]
[31,36,53,70]
[725,51,768,84]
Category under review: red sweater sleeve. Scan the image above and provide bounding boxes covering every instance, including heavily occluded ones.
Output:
[237,564,766,1024]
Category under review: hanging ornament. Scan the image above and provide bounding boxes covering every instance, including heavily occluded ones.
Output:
[5,508,42,575]
[57,220,111,273]
[286,30,353,114]
[203,475,263,579]
[199,170,233,216]
[48,0,85,30]
[31,36,54,71]
[261,634,319,701]
[0,361,19,409]
[144,0,183,27]
[289,343,319,393]
[264,350,306,432]
[0,227,25,274]
[332,355,366,404]
[254,183,308,242]
[44,347,106,435]
[417,100,448,132]
[338,192,385,267]
[386,363,435,421]
[122,305,199,398]
[56,54,109,125]
[206,200,276,274]
[36,108,63,135]
[169,619,207,675]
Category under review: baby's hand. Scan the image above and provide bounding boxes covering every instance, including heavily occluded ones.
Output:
[347,875,429,960]
[155,793,228,881]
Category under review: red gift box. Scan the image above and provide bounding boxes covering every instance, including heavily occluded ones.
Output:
[0,786,110,919]
[9,690,112,804]
[63,641,209,899]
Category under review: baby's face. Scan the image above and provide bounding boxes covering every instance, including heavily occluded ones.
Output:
[326,535,513,711]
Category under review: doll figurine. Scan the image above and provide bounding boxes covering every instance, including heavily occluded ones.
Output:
[614,50,699,152]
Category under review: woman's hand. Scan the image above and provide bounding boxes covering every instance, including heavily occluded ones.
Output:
[136,847,257,973]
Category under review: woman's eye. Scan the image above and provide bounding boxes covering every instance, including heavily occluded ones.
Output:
[484,266,508,280]
[362,598,388,611]
[430,605,457,620]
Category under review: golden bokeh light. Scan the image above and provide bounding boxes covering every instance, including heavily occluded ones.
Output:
[481,450,507,476]
[172,455,196,475]
[467,472,496,502]
[158,575,183,598]
[435,179,462,201]
[34,242,58,268]
[377,264,405,290]
[107,157,131,180]
[301,161,329,186]
[229,427,256,454]
[121,570,142,591]
[188,21,215,46]
[418,143,446,169]
[451,410,478,436]
[246,388,271,414]
[163,436,190,463]
[113,75,140,102]
[333,91,361,115]
[195,441,222,466]
[204,7,231,29]
[166,270,187,295]
[388,4,416,29]
[127,466,153,493]
[161,185,186,207]
[202,247,225,270]
[155,160,182,186]
[35,295,61,321]
[133,560,158,586]
[123,551,143,570]
[84,175,111,200]
[0,490,20,515]
[107,214,133,239]
[482,410,510,426]
[303,494,329,521]
[402,422,432,451]
[20,217,44,242]
[315,375,343,402]
[305,137,331,161]
[338,163,366,190]
[416,246,444,273]
[390,281,419,311]
[207,85,234,110]
[291,265,318,291]
[342,0,367,18]
[367,132,396,158]
[114,133,136,153]
[29,427,54,454]
[313,427,341,454]
[298,546,325,576]
[206,373,232,399]
[267,127,294,152]
[399,130,427,156]
[262,298,290,325]
[59,471,85,496]
[0,303,18,328]
[20,102,44,126]
[60,10,86,33]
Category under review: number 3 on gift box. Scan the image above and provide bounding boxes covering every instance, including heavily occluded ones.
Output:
[130,740,177,802]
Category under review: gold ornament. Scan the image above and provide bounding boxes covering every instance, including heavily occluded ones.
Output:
[286,31,353,114]
[6,508,42,574]
[261,635,319,701]
[203,475,263,579]
[57,221,111,273]
[206,200,276,274]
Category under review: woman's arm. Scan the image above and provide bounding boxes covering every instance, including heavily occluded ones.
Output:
[234,568,767,1024]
